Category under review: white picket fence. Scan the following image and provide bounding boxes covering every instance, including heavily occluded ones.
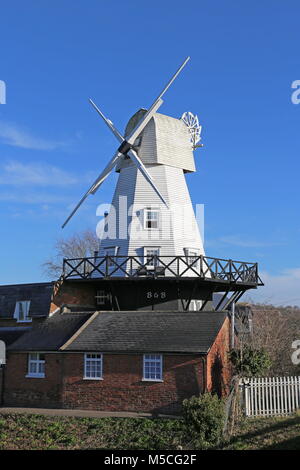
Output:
[240,376,300,417]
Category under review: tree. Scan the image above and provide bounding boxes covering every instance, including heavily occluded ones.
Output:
[42,229,99,278]
[236,303,300,376]
[229,346,272,377]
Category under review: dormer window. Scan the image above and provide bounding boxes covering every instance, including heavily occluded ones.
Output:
[144,208,159,230]
[14,300,31,323]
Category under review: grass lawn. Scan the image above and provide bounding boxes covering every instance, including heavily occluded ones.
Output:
[0,412,299,450]
[0,414,187,450]
[222,412,300,450]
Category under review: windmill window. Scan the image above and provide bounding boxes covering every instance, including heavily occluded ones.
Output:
[184,248,200,270]
[84,353,103,380]
[14,300,31,323]
[144,208,159,230]
[26,353,45,378]
[189,300,202,311]
[143,354,163,381]
[104,247,119,267]
[144,247,160,267]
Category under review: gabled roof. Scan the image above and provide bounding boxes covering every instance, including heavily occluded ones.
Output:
[8,310,228,354]
[65,311,227,353]
[7,312,92,351]
[0,282,53,319]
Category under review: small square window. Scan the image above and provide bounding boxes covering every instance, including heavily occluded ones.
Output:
[143,354,163,381]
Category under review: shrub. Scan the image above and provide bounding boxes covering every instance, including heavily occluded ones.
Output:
[182,393,225,449]
[229,346,272,376]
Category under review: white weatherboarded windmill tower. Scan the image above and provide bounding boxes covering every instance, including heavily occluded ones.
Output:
[98,107,205,267]
[62,58,262,312]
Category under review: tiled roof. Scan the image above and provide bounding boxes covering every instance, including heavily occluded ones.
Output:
[7,310,227,354]
[7,312,92,351]
[0,282,53,319]
[65,311,227,354]
[0,327,31,346]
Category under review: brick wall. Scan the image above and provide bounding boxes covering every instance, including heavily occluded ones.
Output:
[62,353,204,414]
[206,316,232,396]
[51,282,96,312]
[4,352,204,414]
[4,353,63,408]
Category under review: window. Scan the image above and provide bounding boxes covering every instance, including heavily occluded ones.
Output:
[14,300,31,322]
[144,208,159,230]
[143,354,163,381]
[184,248,200,270]
[84,353,103,380]
[189,300,202,311]
[104,247,119,267]
[95,290,109,306]
[26,353,45,378]
[144,247,160,267]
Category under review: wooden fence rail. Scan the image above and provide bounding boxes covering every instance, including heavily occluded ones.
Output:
[62,254,262,286]
[240,376,300,417]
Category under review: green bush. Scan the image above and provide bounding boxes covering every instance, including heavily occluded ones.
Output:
[228,346,272,376]
[182,393,225,449]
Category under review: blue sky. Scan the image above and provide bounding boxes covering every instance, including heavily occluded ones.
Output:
[0,1,299,305]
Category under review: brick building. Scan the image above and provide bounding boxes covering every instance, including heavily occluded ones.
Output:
[3,307,231,414]
[0,257,261,414]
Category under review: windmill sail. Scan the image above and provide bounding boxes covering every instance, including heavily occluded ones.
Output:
[62,57,190,228]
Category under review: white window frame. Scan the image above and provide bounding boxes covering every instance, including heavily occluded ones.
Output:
[184,248,200,270]
[26,352,45,378]
[144,247,160,269]
[84,353,103,380]
[95,290,109,306]
[143,354,163,382]
[14,300,32,323]
[144,208,160,230]
[189,300,202,311]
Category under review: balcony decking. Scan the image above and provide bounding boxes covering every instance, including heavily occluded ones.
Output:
[62,255,263,287]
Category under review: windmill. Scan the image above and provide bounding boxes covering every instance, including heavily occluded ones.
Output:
[61,58,263,312]
[62,57,192,229]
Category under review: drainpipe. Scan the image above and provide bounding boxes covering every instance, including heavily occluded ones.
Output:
[201,356,207,393]
[231,301,235,349]
[0,365,5,405]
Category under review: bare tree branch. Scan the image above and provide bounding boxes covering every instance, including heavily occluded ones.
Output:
[42,229,99,279]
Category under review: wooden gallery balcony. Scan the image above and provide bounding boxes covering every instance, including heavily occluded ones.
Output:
[62,255,263,288]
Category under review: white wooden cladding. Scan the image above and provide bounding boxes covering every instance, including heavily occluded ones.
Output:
[241,376,300,417]
[118,111,196,173]
[99,164,205,269]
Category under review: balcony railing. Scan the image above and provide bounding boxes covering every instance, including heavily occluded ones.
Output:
[62,255,263,286]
